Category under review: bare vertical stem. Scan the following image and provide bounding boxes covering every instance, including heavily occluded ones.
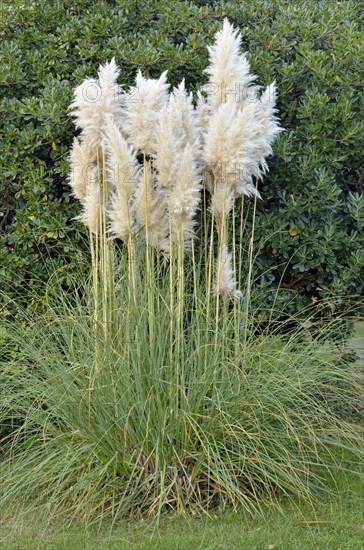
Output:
[89,229,98,328]
[177,226,184,364]
[191,237,200,361]
[244,188,258,345]
[232,202,239,355]
[203,180,209,284]
[127,236,136,301]
[206,175,216,322]
[205,174,217,371]
[176,225,185,434]
[238,196,245,286]
[143,154,154,347]
[169,218,174,368]
[236,195,245,349]
[214,180,228,351]
[101,148,109,342]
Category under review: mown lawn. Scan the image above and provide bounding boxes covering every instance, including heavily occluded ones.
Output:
[1,469,363,550]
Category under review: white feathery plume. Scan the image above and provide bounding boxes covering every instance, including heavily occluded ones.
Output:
[201,20,282,303]
[196,90,211,173]
[252,82,283,174]
[154,100,182,190]
[203,97,266,214]
[68,137,97,202]
[202,100,237,225]
[103,115,140,243]
[154,82,201,248]
[170,80,199,150]
[69,58,124,147]
[210,182,235,229]
[202,22,282,206]
[203,99,238,183]
[215,243,242,302]
[203,98,256,171]
[167,143,201,243]
[78,177,101,234]
[219,85,282,197]
[134,162,169,251]
[222,102,263,198]
[154,79,200,189]
[123,70,170,154]
[203,18,256,111]
[196,90,211,135]
[195,90,213,189]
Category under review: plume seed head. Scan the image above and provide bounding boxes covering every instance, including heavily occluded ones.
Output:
[215,243,242,302]
[69,58,124,148]
[124,70,170,154]
[68,137,98,203]
[204,18,256,111]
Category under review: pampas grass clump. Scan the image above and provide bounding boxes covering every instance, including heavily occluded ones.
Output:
[0,19,362,526]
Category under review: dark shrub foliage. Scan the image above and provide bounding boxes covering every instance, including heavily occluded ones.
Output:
[1,0,363,316]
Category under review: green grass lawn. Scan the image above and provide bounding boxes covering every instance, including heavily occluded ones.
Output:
[1,470,363,550]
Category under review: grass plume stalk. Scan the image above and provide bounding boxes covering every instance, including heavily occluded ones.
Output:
[1,19,362,526]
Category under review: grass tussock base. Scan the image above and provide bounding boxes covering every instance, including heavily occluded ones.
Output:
[0,250,362,527]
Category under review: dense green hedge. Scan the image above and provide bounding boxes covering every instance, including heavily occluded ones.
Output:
[1,0,363,316]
